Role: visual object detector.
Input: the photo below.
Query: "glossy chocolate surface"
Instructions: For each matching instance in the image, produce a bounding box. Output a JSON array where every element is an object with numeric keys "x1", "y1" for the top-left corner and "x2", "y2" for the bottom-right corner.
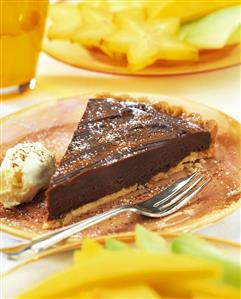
[{"x1": 45, "y1": 98, "x2": 211, "y2": 219}]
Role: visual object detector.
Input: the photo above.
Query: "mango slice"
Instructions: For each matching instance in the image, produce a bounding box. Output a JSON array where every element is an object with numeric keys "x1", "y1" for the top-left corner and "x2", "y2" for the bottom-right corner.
[
  {"x1": 190, "y1": 280, "x2": 241, "y2": 299},
  {"x1": 18, "y1": 227, "x2": 241, "y2": 299},
  {"x1": 18, "y1": 252, "x2": 220, "y2": 298},
  {"x1": 74, "y1": 238, "x2": 104, "y2": 264},
  {"x1": 146, "y1": 0, "x2": 240, "y2": 22},
  {"x1": 75, "y1": 284, "x2": 161, "y2": 299},
  {"x1": 180, "y1": 5, "x2": 241, "y2": 49}
]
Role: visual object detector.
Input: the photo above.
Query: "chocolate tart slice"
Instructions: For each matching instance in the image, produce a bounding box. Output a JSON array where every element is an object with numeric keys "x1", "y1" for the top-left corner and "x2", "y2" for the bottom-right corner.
[{"x1": 45, "y1": 95, "x2": 216, "y2": 223}]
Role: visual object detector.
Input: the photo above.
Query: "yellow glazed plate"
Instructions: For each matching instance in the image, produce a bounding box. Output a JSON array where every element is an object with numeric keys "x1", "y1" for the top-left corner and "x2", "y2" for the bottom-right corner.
[{"x1": 0, "y1": 93, "x2": 240, "y2": 240}]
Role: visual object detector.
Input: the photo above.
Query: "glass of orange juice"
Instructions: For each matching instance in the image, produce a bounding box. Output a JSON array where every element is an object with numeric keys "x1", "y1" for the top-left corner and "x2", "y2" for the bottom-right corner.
[{"x1": 0, "y1": 0, "x2": 49, "y2": 94}]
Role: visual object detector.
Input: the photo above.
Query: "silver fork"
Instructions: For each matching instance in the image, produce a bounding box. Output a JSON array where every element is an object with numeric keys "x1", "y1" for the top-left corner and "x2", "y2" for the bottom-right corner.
[{"x1": 3, "y1": 172, "x2": 210, "y2": 261}]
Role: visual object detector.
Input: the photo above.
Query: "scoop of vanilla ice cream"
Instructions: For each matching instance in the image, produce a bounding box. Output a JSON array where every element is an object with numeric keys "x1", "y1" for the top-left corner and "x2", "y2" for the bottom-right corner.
[{"x1": 0, "y1": 142, "x2": 55, "y2": 208}]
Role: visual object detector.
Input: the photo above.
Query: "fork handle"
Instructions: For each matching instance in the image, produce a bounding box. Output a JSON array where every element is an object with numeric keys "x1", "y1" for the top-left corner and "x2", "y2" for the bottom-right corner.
[{"x1": 7, "y1": 205, "x2": 132, "y2": 261}]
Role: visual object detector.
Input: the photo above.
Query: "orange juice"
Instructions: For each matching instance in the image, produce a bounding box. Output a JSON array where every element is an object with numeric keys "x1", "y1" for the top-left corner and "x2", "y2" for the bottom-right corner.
[{"x1": 0, "y1": 0, "x2": 48, "y2": 88}]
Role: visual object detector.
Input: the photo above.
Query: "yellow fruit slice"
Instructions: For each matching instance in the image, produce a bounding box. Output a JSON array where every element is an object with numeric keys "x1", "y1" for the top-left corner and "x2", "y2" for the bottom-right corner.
[
  {"x1": 146, "y1": 0, "x2": 240, "y2": 22},
  {"x1": 190, "y1": 280, "x2": 241, "y2": 299},
  {"x1": 78, "y1": 6, "x2": 112, "y2": 26},
  {"x1": 48, "y1": 4, "x2": 81, "y2": 40},
  {"x1": 127, "y1": 39, "x2": 197, "y2": 71},
  {"x1": 118, "y1": 19, "x2": 194, "y2": 70},
  {"x1": 75, "y1": 284, "x2": 161, "y2": 299},
  {"x1": 71, "y1": 7, "x2": 114, "y2": 48},
  {"x1": 146, "y1": 19, "x2": 180, "y2": 37},
  {"x1": 103, "y1": 18, "x2": 143, "y2": 54},
  {"x1": 74, "y1": 238, "x2": 104, "y2": 263},
  {"x1": 227, "y1": 26, "x2": 241, "y2": 45},
  {"x1": 82, "y1": 0, "x2": 145, "y2": 13},
  {"x1": 72, "y1": 26, "x2": 114, "y2": 48},
  {"x1": 157, "y1": 39, "x2": 199, "y2": 61},
  {"x1": 81, "y1": 0, "x2": 108, "y2": 10},
  {"x1": 104, "y1": 18, "x2": 179, "y2": 60},
  {"x1": 127, "y1": 39, "x2": 161, "y2": 71},
  {"x1": 108, "y1": 0, "x2": 145, "y2": 13},
  {"x1": 18, "y1": 252, "x2": 220, "y2": 298},
  {"x1": 114, "y1": 8, "x2": 146, "y2": 26}
]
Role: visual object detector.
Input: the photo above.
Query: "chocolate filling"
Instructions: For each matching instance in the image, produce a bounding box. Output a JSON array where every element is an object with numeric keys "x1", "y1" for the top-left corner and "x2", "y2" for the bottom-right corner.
[{"x1": 46, "y1": 98, "x2": 211, "y2": 219}]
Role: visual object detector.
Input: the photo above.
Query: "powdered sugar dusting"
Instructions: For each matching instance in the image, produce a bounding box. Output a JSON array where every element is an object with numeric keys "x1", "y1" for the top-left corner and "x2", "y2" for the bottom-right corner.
[{"x1": 51, "y1": 98, "x2": 207, "y2": 185}]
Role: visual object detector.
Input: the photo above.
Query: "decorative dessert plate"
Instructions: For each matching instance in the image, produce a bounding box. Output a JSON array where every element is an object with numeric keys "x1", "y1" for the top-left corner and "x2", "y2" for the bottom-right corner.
[
  {"x1": 0, "y1": 93, "x2": 240, "y2": 240},
  {"x1": 44, "y1": 39, "x2": 241, "y2": 76},
  {"x1": 2, "y1": 233, "x2": 241, "y2": 299}
]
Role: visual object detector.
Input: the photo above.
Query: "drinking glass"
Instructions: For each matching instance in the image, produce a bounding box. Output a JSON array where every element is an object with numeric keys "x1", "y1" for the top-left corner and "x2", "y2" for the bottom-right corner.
[{"x1": 0, "y1": 0, "x2": 49, "y2": 94}]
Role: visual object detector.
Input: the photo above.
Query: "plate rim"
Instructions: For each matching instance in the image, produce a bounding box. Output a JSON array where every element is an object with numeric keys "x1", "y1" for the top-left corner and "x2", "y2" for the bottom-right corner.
[{"x1": 2, "y1": 231, "x2": 241, "y2": 278}]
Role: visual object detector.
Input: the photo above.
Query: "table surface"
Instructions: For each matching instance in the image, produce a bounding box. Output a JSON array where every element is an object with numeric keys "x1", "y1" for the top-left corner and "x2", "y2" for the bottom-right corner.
[{"x1": 1, "y1": 53, "x2": 240, "y2": 275}]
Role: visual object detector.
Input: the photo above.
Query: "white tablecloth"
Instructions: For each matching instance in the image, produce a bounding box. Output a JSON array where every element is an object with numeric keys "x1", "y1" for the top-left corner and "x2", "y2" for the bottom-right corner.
[{"x1": 1, "y1": 53, "x2": 240, "y2": 274}]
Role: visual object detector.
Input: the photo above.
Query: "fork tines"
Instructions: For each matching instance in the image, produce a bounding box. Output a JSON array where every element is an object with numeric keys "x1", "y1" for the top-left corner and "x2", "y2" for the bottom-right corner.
[{"x1": 153, "y1": 172, "x2": 211, "y2": 215}]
